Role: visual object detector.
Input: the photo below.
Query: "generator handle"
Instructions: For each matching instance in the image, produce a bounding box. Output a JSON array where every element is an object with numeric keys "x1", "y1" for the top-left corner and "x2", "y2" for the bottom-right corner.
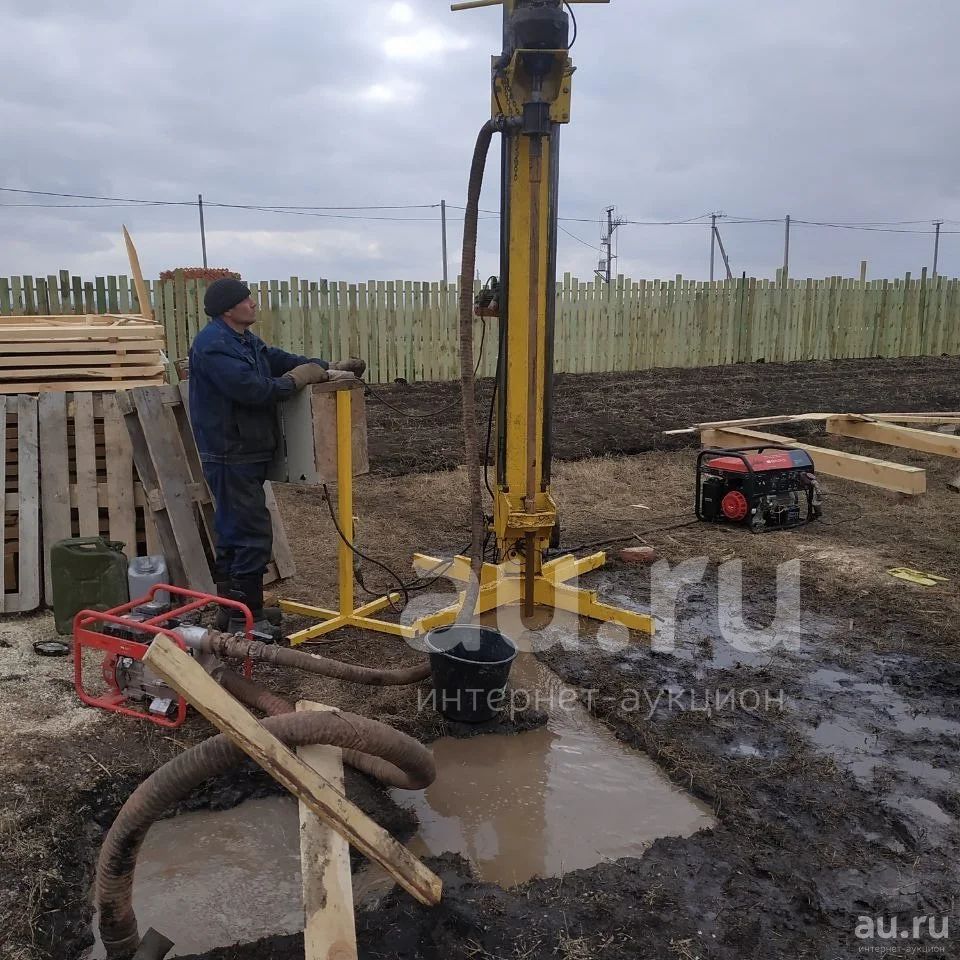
[{"x1": 696, "y1": 447, "x2": 773, "y2": 521}]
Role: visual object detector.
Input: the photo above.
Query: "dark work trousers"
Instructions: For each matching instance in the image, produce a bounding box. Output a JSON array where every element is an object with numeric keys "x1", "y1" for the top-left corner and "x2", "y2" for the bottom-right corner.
[{"x1": 202, "y1": 461, "x2": 273, "y2": 581}]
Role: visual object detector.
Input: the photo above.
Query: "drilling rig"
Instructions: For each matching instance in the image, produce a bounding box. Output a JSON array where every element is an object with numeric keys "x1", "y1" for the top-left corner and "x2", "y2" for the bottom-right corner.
[{"x1": 411, "y1": 0, "x2": 653, "y2": 634}]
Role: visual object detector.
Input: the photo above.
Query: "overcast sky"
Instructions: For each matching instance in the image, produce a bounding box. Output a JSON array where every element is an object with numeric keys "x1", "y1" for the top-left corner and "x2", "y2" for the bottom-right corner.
[{"x1": 1, "y1": 0, "x2": 957, "y2": 284}]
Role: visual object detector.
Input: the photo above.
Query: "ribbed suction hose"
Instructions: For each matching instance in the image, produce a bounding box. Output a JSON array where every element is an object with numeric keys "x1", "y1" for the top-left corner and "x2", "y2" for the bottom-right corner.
[
  {"x1": 218, "y1": 670, "x2": 425, "y2": 786},
  {"x1": 457, "y1": 120, "x2": 497, "y2": 624},
  {"x1": 96, "y1": 704, "x2": 435, "y2": 958},
  {"x1": 196, "y1": 629, "x2": 431, "y2": 685}
]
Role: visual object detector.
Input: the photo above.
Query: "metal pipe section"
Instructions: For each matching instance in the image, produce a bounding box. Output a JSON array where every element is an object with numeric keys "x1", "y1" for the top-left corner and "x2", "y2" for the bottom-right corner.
[
  {"x1": 456, "y1": 119, "x2": 499, "y2": 624},
  {"x1": 541, "y1": 123, "x2": 560, "y2": 486}
]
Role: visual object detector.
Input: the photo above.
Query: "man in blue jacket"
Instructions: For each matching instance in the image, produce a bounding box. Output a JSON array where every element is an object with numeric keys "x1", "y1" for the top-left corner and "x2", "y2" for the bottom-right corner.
[{"x1": 189, "y1": 277, "x2": 362, "y2": 636}]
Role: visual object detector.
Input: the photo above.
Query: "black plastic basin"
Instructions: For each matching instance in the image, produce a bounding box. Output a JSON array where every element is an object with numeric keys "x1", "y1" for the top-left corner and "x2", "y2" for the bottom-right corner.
[{"x1": 426, "y1": 624, "x2": 518, "y2": 723}]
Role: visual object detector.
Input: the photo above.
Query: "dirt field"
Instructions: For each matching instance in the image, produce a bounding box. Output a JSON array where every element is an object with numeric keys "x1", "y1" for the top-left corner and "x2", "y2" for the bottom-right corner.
[
  {"x1": 1, "y1": 356, "x2": 959, "y2": 960},
  {"x1": 365, "y1": 355, "x2": 960, "y2": 474}
]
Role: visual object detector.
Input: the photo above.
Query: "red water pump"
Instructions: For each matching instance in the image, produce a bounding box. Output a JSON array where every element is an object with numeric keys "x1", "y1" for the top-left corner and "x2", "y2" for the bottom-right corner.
[
  {"x1": 696, "y1": 446, "x2": 821, "y2": 533},
  {"x1": 73, "y1": 585, "x2": 253, "y2": 728}
]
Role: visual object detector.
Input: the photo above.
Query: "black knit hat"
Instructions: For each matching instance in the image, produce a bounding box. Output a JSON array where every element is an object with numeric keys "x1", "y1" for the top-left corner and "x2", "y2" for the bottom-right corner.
[{"x1": 204, "y1": 277, "x2": 251, "y2": 317}]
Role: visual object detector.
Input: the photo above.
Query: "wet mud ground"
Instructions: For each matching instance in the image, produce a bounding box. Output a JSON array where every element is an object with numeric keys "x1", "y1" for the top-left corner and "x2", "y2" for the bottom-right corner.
[{"x1": 1, "y1": 356, "x2": 959, "y2": 960}]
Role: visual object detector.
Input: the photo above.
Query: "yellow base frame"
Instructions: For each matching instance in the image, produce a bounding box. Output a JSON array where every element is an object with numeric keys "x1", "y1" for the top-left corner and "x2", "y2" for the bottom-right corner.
[
  {"x1": 278, "y1": 389, "x2": 653, "y2": 645},
  {"x1": 282, "y1": 548, "x2": 652, "y2": 646}
]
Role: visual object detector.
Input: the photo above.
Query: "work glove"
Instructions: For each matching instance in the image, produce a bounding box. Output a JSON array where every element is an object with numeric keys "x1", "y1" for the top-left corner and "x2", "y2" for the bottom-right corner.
[
  {"x1": 284, "y1": 363, "x2": 330, "y2": 390},
  {"x1": 327, "y1": 369, "x2": 356, "y2": 382},
  {"x1": 329, "y1": 357, "x2": 366, "y2": 377}
]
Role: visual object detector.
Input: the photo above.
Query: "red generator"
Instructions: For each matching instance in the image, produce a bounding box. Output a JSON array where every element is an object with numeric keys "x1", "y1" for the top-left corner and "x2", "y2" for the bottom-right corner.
[
  {"x1": 696, "y1": 446, "x2": 821, "y2": 533},
  {"x1": 73, "y1": 585, "x2": 254, "y2": 728}
]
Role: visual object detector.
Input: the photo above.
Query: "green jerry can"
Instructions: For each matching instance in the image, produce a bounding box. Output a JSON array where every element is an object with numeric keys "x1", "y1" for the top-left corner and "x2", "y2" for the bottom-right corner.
[{"x1": 51, "y1": 537, "x2": 129, "y2": 635}]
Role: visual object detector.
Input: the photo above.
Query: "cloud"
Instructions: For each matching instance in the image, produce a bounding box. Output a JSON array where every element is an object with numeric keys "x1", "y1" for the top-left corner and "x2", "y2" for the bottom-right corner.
[
  {"x1": 387, "y1": 2, "x2": 415, "y2": 25},
  {"x1": 1, "y1": 0, "x2": 958, "y2": 282},
  {"x1": 382, "y1": 28, "x2": 471, "y2": 62}
]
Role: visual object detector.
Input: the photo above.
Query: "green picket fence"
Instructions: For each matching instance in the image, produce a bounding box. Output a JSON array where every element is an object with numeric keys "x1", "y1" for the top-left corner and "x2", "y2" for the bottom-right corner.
[{"x1": 2, "y1": 269, "x2": 958, "y2": 384}]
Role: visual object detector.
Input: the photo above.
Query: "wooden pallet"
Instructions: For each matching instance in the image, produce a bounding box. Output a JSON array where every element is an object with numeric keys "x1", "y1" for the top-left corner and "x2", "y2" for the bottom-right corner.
[
  {"x1": 0, "y1": 314, "x2": 166, "y2": 394},
  {"x1": 117, "y1": 385, "x2": 295, "y2": 592},
  {"x1": 38, "y1": 392, "x2": 161, "y2": 602},
  {"x1": 3, "y1": 395, "x2": 40, "y2": 612}
]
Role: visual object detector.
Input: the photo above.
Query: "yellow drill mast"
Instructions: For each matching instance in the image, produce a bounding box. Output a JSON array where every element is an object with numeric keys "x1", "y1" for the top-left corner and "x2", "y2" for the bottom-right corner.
[
  {"x1": 413, "y1": 0, "x2": 652, "y2": 634},
  {"x1": 283, "y1": 0, "x2": 652, "y2": 644}
]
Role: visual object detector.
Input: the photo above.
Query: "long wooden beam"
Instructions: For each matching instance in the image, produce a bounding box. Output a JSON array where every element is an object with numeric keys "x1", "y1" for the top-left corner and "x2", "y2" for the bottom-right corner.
[
  {"x1": 700, "y1": 426, "x2": 927, "y2": 494},
  {"x1": 143, "y1": 635, "x2": 443, "y2": 907},
  {"x1": 826, "y1": 417, "x2": 960, "y2": 459},
  {"x1": 667, "y1": 411, "x2": 960, "y2": 436},
  {"x1": 665, "y1": 413, "x2": 836, "y2": 436}
]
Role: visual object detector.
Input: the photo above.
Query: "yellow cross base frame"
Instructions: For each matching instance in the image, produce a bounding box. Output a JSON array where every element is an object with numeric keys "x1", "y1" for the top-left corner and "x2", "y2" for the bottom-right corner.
[
  {"x1": 282, "y1": 547, "x2": 653, "y2": 646},
  {"x1": 278, "y1": 389, "x2": 653, "y2": 645}
]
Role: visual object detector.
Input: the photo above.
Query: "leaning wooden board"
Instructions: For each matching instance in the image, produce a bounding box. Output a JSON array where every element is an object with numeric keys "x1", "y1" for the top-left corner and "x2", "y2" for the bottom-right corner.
[
  {"x1": 2, "y1": 395, "x2": 40, "y2": 612},
  {"x1": 143, "y1": 634, "x2": 443, "y2": 908},
  {"x1": 118, "y1": 387, "x2": 216, "y2": 593},
  {"x1": 118, "y1": 384, "x2": 295, "y2": 592}
]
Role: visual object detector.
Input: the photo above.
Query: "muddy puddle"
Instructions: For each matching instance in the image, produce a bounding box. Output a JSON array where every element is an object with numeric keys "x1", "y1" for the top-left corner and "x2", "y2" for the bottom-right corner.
[
  {"x1": 382, "y1": 653, "x2": 715, "y2": 889},
  {"x1": 86, "y1": 796, "x2": 304, "y2": 958},
  {"x1": 86, "y1": 652, "x2": 714, "y2": 955}
]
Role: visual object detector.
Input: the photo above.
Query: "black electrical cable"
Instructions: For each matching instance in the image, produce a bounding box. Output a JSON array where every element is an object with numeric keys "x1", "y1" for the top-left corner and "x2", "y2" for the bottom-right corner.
[
  {"x1": 321, "y1": 484, "x2": 410, "y2": 609},
  {"x1": 483, "y1": 384, "x2": 497, "y2": 500},
  {"x1": 323, "y1": 480, "x2": 476, "y2": 613},
  {"x1": 807, "y1": 486, "x2": 864, "y2": 527},
  {"x1": 559, "y1": 518, "x2": 701, "y2": 555},
  {"x1": 564, "y1": 2, "x2": 578, "y2": 49},
  {"x1": 363, "y1": 317, "x2": 489, "y2": 420},
  {"x1": 363, "y1": 383, "x2": 462, "y2": 419}
]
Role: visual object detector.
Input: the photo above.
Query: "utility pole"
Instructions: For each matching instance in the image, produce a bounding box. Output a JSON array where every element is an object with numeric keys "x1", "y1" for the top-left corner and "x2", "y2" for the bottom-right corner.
[
  {"x1": 782, "y1": 213, "x2": 791, "y2": 285},
  {"x1": 441, "y1": 199, "x2": 449, "y2": 285},
  {"x1": 595, "y1": 205, "x2": 623, "y2": 285},
  {"x1": 713, "y1": 221, "x2": 733, "y2": 280},
  {"x1": 933, "y1": 220, "x2": 943, "y2": 278},
  {"x1": 710, "y1": 213, "x2": 717, "y2": 282},
  {"x1": 198, "y1": 193, "x2": 208, "y2": 268}
]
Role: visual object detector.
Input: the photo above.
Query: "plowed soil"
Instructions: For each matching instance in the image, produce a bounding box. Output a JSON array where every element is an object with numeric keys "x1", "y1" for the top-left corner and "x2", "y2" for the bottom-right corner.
[{"x1": 2, "y1": 356, "x2": 958, "y2": 960}]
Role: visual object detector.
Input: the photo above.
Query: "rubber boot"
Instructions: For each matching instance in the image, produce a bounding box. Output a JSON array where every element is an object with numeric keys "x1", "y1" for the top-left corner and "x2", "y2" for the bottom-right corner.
[
  {"x1": 227, "y1": 576, "x2": 281, "y2": 642},
  {"x1": 215, "y1": 580, "x2": 281, "y2": 630}
]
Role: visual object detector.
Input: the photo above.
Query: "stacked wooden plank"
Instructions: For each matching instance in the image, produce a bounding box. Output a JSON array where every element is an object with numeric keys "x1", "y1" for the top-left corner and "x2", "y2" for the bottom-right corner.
[{"x1": 0, "y1": 314, "x2": 166, "y2": 394}]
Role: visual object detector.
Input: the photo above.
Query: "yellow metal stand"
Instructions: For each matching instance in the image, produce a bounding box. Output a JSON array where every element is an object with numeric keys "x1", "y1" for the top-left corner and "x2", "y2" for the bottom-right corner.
[
  {"x1": 281, "y1": 389, "x2": 417, "y2": 646},
  {"x1": 280, "y1": 389, "x2": 652, "y2": 646}
]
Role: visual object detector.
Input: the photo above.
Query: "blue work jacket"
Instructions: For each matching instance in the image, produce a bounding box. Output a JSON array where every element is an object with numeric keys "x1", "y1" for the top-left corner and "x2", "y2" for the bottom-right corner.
[{"x1": 189, "y1": 316, "x2": 327, "y2": 464}]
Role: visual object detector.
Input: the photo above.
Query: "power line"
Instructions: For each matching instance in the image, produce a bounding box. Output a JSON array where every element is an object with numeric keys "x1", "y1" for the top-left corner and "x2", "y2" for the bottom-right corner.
[
  {"x1": 0, "y1": 187, "x2": 193, "y2": 206},
  {"x1": 0, "y1": 186, "x2": 441, "y2": 211},
  {"x1": 2, "y1": 186, "x2": 959, "y2": 233},
  {"x1": 559, "y1": 223, "x2": 600, "y2": 250}
]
